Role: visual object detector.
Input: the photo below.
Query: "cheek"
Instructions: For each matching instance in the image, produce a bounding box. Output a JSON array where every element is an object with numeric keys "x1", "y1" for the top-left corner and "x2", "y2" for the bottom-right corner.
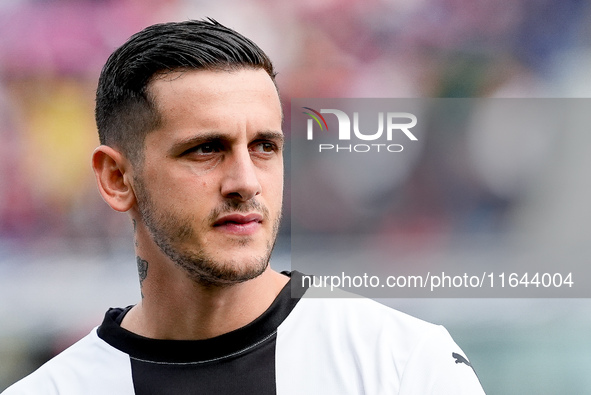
[
  {"x1": 149, "y1": 175, "x2": 211, "y2": 212},
  {"x1": 264, "y1": 171, "x2": 284, "y2": 206}
]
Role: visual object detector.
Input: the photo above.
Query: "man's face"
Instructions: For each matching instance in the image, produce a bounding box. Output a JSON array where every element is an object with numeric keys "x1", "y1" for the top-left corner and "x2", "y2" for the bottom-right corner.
[{"x1": 133, "y1": 68, "x2": 284, "y2": 286}]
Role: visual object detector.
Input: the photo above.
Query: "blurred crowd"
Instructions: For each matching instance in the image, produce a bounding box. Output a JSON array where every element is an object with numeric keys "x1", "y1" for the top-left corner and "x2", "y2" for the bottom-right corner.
[{"x1": 0, "y1": 0, "x2": 590, "y2": 249}]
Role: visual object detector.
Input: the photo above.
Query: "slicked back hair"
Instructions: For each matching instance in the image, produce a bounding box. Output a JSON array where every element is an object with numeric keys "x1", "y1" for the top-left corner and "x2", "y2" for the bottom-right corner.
[{"x1": 95, "y1": 18, "x2": 277, "y2": 165}]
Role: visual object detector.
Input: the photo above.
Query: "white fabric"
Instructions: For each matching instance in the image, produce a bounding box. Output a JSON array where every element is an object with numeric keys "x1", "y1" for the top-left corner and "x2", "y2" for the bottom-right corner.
[
  {"x1": 3, "y1": 283, "x2": 485, "y2": 394},
  {"x1": 3, "y1": 329, "x2": 134, "y2": 395},
  {"x1": 276, "y1": 296, "x2": 485, "y2": 394}
]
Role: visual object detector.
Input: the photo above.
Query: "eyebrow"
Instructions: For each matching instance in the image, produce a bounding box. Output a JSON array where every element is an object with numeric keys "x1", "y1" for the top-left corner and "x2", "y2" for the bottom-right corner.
[
  {"x1": 254, "y1": 130, "x2": 285, "y2": 144},
  {"x1": 169, "y1": 130, "x2": 284, "y2": 155}
]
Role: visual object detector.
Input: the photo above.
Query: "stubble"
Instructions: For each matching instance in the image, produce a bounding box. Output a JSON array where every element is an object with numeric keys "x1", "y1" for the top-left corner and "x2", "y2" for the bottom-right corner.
[{"x1": 133, "y1": 175, "x2": 281, "y2": 287}]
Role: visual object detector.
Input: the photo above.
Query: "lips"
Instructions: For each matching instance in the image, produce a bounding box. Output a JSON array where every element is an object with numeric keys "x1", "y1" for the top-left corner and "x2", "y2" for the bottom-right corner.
[{"x1": 213, "y1": 213, "x2": 263, "y2": 235}]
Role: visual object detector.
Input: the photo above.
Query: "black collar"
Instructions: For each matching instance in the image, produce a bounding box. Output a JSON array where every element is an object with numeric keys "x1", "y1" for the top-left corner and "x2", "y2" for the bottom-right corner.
[{"x1": 97, "y1": 271, "x2": 306, "y2": 363}]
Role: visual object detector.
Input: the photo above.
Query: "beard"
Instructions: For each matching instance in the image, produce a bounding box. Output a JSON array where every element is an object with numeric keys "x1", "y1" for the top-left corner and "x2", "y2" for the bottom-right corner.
[{"x1": 134, "y1": 175, "x2": 281, "y2": 287}]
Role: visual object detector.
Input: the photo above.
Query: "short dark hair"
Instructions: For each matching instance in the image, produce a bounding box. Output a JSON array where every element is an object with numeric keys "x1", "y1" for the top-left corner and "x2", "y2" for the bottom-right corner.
[{"x1": 95, "y1": 18, "x2": 277, "y2": 164}]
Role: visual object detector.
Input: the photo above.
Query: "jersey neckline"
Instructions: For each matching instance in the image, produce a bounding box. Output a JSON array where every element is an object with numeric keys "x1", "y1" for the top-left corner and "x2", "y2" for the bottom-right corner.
[{"x1": 97, "y1": 271, "x2": 306, "y2": 364}]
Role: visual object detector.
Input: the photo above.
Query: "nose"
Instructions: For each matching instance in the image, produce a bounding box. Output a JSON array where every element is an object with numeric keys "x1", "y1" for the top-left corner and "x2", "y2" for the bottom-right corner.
[{"x1": 220, "y1": 149, "x2": 262, "y2": 201}]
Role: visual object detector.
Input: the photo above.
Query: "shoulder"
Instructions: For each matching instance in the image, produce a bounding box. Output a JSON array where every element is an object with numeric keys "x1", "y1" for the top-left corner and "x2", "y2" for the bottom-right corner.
[
  {"x1": 284, "y1": 272, "x2": 443, "y2": 344},
  {"x1": 276, "y1": 292, "x2": 485, "y2": 394},
  {"x1": 281, "y1": 294, "x2": 448, "y2": 356},
  {"x1": 2, "y1": 328, "x2": 134, "y2": 395},
  {"x1": 282, "y1": 288, "x2": 440, "y2": 346}
]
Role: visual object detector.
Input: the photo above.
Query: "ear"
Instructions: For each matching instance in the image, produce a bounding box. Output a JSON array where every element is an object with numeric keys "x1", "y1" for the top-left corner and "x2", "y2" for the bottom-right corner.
[{"x1": 92, "y1": 145, "x2": 136, "y2": 212}]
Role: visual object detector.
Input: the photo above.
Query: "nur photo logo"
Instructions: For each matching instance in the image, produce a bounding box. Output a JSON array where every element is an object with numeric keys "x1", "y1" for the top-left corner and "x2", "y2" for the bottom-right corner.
[{"x1": 302, "y1": 107, "x2": 418, "y2": 153}]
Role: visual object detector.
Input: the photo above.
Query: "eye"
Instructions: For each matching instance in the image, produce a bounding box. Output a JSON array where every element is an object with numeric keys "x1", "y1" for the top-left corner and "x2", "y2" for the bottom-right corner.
[
  {"x1": 195, "y1": 143, "x2": 221, "y2": 154},
  {"x1": 252, "y1": 141, "x2": 277, "y2": 153},
  {"x1": 183, "y1": 142, "x2": 222, "y2": 156}
]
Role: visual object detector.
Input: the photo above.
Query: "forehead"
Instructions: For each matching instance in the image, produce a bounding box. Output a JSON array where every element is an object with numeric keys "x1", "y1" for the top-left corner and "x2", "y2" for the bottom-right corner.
[{"x1": 147, "y1": 68, "x2": 282, "y2": 135}]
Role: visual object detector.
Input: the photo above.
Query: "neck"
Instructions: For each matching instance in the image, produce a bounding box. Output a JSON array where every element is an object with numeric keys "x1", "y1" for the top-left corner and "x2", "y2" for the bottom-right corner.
[{"x1": 121, "y1": 232, "x2": 289, "y2": 340}]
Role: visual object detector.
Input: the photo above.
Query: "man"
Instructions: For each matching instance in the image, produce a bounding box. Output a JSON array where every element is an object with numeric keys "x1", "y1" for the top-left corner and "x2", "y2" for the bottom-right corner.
[{"x1": 3, "y1": 19, "x2": 485, "y2": 394}]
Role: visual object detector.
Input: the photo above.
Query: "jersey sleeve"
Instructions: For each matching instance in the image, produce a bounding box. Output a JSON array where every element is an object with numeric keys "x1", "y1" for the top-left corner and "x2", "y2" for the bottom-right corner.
[
  {"x1": 1, "y1": 329, "x2": 135, "y2": 395},
  {"x1": 1, "y1": 368, "x2": 60, "y2": 395},
  {"x1": 398, "y1": 325, "x2": 486, "y2": 394}
]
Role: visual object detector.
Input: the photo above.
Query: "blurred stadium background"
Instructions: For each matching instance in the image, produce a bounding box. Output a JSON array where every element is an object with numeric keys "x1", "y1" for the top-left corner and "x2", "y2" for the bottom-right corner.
[{"x1": 1, "y1": 0, "x2": 591, "y2": 393}]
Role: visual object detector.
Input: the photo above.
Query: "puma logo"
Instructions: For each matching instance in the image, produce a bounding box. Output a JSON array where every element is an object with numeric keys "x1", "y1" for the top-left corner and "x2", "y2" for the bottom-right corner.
[
  {"x1": 452, "y1": 352, "x2": 472, "y2": 368},
  {"x1": 452, "y1": 352, "x2": 482, "y2": 385}
]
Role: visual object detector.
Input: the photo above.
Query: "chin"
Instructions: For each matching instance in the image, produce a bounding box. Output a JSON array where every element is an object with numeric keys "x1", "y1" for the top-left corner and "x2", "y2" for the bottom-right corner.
[
  {"x1": 194, "y1": 257, "x2": 269, "y2": 287},
  {"x1": 168, "y1": 244, "x2": 272, "y2": 287}
]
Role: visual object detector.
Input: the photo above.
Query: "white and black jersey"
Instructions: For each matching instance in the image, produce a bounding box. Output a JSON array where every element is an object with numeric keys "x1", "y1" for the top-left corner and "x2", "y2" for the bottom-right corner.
[{"x1": 3, "y1": 272, "x2": 485, "y2": 394}]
